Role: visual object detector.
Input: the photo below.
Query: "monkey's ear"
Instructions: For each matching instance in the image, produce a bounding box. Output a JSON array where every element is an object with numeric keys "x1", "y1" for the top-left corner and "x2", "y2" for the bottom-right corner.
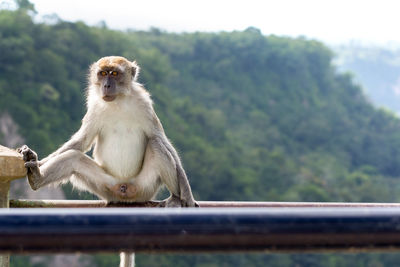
[{"x1": 131, "y1": 61, "x2": 140, "y2": 81}]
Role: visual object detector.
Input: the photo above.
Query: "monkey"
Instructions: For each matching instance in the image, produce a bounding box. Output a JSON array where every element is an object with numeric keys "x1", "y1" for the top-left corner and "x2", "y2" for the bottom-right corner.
[{"x1": 18, "y1": 56, "x2": 198, "y2": 208}]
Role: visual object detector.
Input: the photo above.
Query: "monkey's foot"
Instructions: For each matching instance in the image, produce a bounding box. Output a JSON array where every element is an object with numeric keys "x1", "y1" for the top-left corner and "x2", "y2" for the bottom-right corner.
[
  {"x1": 17, "y1": 145, "x2": 42, "y2": 190},
  {"x1": 160, "y1": 195, "x2": 200, "y2": 208},
  {"x1": 107, "y1": 183, "x2": 137, "y2": 199},
  {"x1": 181, "y1": 196, "x2": 200, "y2": 207}
]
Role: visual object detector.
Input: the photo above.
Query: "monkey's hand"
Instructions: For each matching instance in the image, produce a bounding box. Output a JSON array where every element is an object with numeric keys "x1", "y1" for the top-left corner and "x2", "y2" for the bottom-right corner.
[
  {"x1": 17, "y1": 145, "x2": 42, "y2": 190},
  {"x1": 106, "y1": 183, "x2": 138, "y2": 200}
]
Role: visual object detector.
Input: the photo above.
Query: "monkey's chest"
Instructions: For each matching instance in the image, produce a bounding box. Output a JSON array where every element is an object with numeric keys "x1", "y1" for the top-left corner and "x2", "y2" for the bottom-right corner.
[{"x1": 94, "y1": 124, "x2": 147, "y2": 179}]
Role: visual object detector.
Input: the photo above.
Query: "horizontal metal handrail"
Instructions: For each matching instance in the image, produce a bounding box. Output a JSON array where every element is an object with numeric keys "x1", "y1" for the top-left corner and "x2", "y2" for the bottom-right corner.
[
  {"x1": 2, "y1": 207, "x2": 400, "y2": 253},
  {"x1": 9, "y1": 199, "x2": 400, "y2": 208}
]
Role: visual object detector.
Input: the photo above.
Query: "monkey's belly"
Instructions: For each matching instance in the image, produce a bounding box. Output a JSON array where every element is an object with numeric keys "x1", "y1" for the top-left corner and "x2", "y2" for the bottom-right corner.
[{"x1": 93, "y1": 130, "x2": 146, "y2": 180}]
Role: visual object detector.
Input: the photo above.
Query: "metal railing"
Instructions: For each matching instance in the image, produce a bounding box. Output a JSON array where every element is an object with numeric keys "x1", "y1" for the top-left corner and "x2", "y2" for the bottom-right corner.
[
  {"x1": 3, "y1": 146, "x2": 400, "y2": 265},
  {"x1": 10, "y1": 199, "x2": 400, "y2": 208},
  {"x1": 3, "y1": 201, "x2": 400, "y2": 253}
]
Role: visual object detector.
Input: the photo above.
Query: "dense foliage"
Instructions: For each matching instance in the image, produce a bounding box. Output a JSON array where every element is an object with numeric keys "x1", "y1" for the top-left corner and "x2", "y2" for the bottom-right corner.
[{"x1": 3, "y1": 3, "x2": 400, "y2": 266}]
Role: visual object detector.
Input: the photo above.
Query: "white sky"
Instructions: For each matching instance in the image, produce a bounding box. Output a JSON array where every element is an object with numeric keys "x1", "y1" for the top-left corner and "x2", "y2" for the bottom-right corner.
[{"x1": 17, "y1": 0, "x2": 400, "y2": 45}]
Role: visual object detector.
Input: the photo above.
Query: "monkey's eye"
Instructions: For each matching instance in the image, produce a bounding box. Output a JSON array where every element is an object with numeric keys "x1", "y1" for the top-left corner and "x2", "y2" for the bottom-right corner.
[
  {"x1": 99, "y1": 71, "x2": 107, "y2": 77},
  {"x1": 111, "y1": 71, "x2": 118, "y2": 76}
]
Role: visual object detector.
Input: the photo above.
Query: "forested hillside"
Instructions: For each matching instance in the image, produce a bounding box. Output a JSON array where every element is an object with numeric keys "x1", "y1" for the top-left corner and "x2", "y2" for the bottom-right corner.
[{"x1": 3, "y1": 3, "x2": 400, "y2": 267}]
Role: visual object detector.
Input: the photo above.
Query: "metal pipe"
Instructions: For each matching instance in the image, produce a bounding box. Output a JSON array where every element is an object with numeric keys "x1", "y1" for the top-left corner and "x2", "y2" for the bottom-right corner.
[
  {"x1": 10, "y1": 199, "x2": 400, "y2": 208},
  {"x1": 2, "y1": 207, "x2": 400, "y2": 253}
]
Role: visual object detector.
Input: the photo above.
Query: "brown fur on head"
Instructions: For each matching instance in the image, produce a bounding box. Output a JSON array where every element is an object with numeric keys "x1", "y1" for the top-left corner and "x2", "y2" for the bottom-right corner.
[
  {"x1": 89, "y1": 56, "x2": 140, "y2": 102},
  {"x1": 96, "y1": 56, "x2": 139, "y2": 78}
]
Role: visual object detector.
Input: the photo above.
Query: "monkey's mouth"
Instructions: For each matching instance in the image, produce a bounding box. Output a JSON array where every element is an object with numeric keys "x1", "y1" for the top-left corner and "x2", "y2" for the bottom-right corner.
[{"x1": 103, "y1": 95, "x2": 116, "y2": 102}]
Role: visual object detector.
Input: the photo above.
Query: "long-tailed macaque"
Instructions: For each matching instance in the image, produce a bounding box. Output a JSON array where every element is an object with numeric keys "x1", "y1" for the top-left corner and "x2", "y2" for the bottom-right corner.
[{"x1": 19, "y1": 56, "x2": 198, "y2": 207}]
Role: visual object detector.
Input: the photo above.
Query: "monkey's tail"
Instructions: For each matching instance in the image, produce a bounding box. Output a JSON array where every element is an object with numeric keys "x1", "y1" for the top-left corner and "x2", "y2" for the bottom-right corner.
[{"x1": 120, "y1": 252, "x2": 135, "y2": 267}]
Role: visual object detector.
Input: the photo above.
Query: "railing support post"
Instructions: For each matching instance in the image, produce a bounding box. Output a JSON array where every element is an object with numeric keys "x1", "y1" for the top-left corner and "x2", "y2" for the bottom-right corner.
[
  {"x1": 0, "y1": 182, "x2": 10, "y2": 208},
  {"x1": 0, "y1": 145, "x2": 27, "y2": 267},
  {"x1": 0, "y1": 181, "x2": 9, "y2": 267}
]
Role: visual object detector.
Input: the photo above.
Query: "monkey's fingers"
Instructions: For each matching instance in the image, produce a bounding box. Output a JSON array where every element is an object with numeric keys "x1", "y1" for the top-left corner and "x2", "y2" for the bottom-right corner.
[
  {"x1": 18, "y1": 145, "x2": 38, "y2": 162},
  {"x1": 25, "y1": 161, "x2": 38, "y2": 168},
  {"x1": 17, "y1": 145, "x2": 28, "y2": 159},
  {"x1": 181, "y1": 199, "x2": 200, "y2": 207}
]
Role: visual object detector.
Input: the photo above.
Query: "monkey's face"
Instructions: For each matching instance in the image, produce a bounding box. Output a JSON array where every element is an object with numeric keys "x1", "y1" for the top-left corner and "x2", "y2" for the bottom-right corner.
[
  {"x1": 90, "y1": 56, "x2": 140, "y2": 102},
  {"x1": 97, "y1": 69, "x2": 122, "y2": 102}
]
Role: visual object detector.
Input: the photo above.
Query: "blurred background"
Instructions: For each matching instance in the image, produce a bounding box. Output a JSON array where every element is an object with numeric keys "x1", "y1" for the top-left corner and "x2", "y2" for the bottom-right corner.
[{"x1": 2, "y1": 0, "x2": 400, "y2": 266}]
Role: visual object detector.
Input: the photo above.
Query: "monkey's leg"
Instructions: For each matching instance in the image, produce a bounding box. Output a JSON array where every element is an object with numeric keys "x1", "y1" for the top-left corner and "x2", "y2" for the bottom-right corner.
[
  {"x1": 127, "y1": 141, "x2": 163, "y2": 202},
  {"x1": 19, "y1": 146, "x2": 118, "y2": 199},
  {"x1": 133, "y1": 137, "x2": 197, "y2": 207}
]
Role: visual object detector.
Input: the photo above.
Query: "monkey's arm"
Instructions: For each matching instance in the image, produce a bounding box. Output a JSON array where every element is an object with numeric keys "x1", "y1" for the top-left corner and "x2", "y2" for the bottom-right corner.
[{"x1": 39, "y1": 114, "x2": 97, "y2": 166}]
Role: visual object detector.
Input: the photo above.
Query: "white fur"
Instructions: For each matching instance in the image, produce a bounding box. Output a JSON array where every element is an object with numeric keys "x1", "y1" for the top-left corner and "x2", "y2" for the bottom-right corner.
[
  {"x1": 24, "y1": 56, "x2": 197, "y2": 267},
  {"x1": 31, "y1": 57, "x2": 194, "y2": 206},
  {"x1": 89, "y1": 87, "x2": 150, "y2": 180}
]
